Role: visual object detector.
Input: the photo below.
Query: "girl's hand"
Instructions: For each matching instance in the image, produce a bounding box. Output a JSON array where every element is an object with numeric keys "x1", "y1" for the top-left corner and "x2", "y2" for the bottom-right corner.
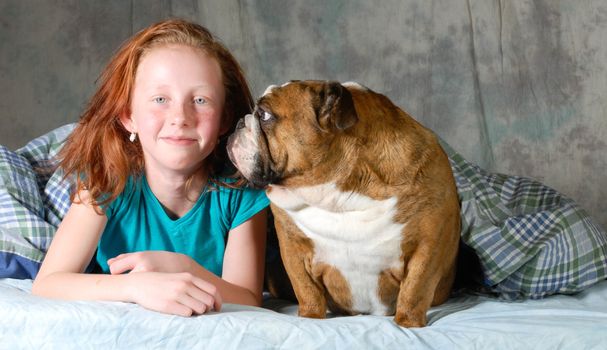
[
  {"x1": 127, "y1": 272, "x2": 222, "y2": 316},
  {"x1": 108, "y1": 251, "x2": 192, "y2": 274}
]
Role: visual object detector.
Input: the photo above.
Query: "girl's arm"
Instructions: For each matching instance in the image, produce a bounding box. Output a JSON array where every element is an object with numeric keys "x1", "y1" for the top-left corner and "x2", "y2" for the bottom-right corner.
[
  {"x1": 213, "y1": 208, "x2": 268, "y2": 306},
  {"x1": 107, "y1": 208, "x2": 269, "y2": 306},
  {"x1": 32, "y1": 190, "x2": 221, "y2": 316},
  {"x1": 32, "y1": 190, "x2": 112, "y2": 299}
]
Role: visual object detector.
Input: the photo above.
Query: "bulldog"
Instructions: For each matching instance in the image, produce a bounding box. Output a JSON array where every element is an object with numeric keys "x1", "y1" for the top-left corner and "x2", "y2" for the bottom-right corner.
[{"x1": 227, "y1": 80, "x2": 460, "y2": 327}]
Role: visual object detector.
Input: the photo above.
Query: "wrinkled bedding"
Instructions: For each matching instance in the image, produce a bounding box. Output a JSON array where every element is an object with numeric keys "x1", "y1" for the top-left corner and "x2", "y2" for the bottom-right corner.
[{"x1": 1, "y1": 278, "x2": 606, "y2": 349}]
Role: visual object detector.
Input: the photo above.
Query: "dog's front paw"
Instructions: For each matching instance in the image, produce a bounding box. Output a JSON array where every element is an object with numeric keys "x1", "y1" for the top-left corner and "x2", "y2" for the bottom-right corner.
[
  {"x1": 298, "y1": 303, "x2": 327, "y2": 319},
  {"x1": 394, "y1": 310, "x2": 427, "y2": 328}
]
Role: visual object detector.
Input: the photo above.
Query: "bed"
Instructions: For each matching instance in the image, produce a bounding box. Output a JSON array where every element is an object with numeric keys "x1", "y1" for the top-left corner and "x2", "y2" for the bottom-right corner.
[
  {"x1": 1, "y1": 277, "x2": 606, "y2": 349},
  {"x1": 1, "y1": 125, "x2": 607, "y2": 349}
]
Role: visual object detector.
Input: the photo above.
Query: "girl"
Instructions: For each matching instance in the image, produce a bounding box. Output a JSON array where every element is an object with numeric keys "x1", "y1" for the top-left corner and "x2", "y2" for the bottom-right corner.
[{"x1": 32, "y1": 19, "x2": 269, "y2": 317}]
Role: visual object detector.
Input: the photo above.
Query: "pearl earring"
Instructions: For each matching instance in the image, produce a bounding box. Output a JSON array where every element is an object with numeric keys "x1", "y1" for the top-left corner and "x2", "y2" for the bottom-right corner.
[{"x1": 129, "y1": 133, "x2": 137, "y2": 142}]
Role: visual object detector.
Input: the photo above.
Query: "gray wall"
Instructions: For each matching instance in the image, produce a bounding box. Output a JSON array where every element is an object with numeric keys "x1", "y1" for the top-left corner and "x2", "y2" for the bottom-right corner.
[{"x1": 1, "y1": 0, "x2": 606, "y2": 228}]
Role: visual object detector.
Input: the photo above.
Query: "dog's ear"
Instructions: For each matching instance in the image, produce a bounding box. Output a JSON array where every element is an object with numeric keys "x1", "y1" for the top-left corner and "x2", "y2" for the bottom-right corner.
[{"x1": 316, "y1": 82, "x2": 358, "y2": 132}]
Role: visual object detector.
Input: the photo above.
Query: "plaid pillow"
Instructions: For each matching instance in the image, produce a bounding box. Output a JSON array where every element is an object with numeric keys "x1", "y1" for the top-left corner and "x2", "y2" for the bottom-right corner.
[
  {"x1": 0, "y1": 124, "x2": 73, "y2": 279},
  {"x1": 441, "y1": 139, "x2": 607, "y2": 299}
]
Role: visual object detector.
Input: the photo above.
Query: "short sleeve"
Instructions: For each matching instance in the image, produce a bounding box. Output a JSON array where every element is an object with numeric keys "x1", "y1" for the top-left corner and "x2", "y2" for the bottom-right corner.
[
  {"x1": 101, "y1": 177, "x2": 136, "y2": 219},
  {"x1": 225, "y1": 185, "x2": 270, "y2": 230}
]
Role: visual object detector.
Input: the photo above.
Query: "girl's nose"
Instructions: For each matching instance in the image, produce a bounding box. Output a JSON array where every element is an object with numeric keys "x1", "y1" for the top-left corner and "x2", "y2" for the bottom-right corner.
[{"x1": 171, "y1": 103, "x2": 193, "y2": 126}]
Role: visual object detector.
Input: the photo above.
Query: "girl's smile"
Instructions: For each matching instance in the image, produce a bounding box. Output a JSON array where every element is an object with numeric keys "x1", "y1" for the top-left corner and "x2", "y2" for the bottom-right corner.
[
  {"x1": 123, "y1": 44, "x2": 225, "y2": 178},
  {"x1": 160, "y1": 135, "x2": 199, "y2": 146}
]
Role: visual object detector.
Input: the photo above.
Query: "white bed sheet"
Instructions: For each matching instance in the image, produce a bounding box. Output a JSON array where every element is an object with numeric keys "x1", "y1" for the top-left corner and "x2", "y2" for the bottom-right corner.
[{"x1": 1, "y1": 278, "x2": 606, "y2": 349}]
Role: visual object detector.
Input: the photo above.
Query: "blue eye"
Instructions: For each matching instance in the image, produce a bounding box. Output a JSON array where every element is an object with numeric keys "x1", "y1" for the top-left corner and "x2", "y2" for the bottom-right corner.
[
  {"x1": 154, "y1": 97, "x2": 167, "y2": 104},
  {"x1": 194, "y1": 97, "x2": 207, "y2": 105}
]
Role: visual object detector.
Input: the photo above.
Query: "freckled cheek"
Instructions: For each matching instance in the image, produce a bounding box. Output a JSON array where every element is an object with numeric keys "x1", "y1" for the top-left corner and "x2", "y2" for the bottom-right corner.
[
  {"x1": 133, "y1": 111, "x2": 166, "y2": 138},
  {"x1": 131, "y1": 101, "x2": 164, "y2": 122},
  {"x1": 148, "y1": 110, "x2": 167, "y2": 123},
  {"x1": 197, "y1": 109, "x2": 223, "y2": 131}
]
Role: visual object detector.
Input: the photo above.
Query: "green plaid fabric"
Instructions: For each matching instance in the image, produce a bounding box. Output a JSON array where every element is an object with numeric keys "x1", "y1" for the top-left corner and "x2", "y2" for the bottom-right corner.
[
  {"x1": 0, "y1": 124, "x2": 73, "y2": 278},
  {"x1": 441, "y1": 140, "x2": 607, "y2": 299}
]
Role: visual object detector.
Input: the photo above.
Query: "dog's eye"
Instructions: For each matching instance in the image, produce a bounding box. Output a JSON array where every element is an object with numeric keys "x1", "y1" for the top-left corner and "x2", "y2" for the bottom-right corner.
[{"x1": 260, "y1": 111, "x2": 274, "y2": 122}]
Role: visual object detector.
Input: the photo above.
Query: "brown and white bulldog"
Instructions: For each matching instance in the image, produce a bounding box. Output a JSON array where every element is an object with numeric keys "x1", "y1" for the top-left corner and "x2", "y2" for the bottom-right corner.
[{"x1": 227, "y1": 80, "x2": 460, "y2": 327}]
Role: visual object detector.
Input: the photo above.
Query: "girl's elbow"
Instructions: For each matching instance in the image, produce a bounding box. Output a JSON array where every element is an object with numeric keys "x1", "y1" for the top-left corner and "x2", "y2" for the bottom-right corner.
[
  {"x1": 31, "y1": 277, "x2": 45, "y2": 296},
  {"x1": 234, "y1": 287, "x2": 262, "y2": 307},
  {"x1": 249, "y1": 289, "x2": 263, "y2": 307},
  {"x1": 31, "y1": 272, "x2": 57, "y2": 297}
]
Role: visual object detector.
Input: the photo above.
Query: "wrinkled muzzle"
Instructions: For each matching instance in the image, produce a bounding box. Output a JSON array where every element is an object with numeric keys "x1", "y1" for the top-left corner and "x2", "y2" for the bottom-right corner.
[{"x1": 227, "y1": 114, "x2": 277, "y2": 188}]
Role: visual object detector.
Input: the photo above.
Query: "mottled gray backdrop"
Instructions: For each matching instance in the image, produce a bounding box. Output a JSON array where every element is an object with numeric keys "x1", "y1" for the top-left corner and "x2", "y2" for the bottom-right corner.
[{"x1": 1, "y1": 0, "x2": 606, "y2": 227}]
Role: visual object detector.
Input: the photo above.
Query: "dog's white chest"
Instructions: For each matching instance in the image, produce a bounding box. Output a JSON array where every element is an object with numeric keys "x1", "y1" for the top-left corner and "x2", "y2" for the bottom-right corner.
[{"x1": 267, "y1": 183, "x2": 405, "y2": 315}]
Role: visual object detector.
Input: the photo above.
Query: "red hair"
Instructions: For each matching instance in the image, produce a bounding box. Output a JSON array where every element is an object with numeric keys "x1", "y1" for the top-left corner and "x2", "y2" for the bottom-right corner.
[{"x1": 59, "y1": 18, "x2": 253, "y2": 206}]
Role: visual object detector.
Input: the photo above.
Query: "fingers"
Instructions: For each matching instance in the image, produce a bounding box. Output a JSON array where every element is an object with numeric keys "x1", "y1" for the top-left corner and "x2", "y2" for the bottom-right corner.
[
  {"x1": 134, "y1": 272, "x2": 223, "y2": 316},
  {"x1": 106, "y1": 253, "x2": 127, "y2": 265},
  {"x1": 186, "y1": 283, "x2": 221, "y2": 313},
  {"x1": 190, "y1": 275, "x2": 223, "y2": 312},
  {"x1": 108, "y1": 253, "x2": 136, "y2": 275},
  {"x1": 176, "y1": 291, "x2": 213, "y2": 315},
  {"x1": 173, "y1": 273, "x2": 221, "y2": 314},
  {"x1": 108, "y1": 251, "x2": 189, "y2": 274},
  {"x1": 165, "y1": 300, "x2": 197, "y2": 317}
]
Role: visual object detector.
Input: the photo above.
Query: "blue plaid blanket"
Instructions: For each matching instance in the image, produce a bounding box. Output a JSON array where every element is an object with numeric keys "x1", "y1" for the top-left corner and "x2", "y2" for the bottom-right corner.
[
  {"x1": 1, "y1": 125, "x2": 606, "y2": 299},
  {"x1": 0, "y1": 124, "x2": 73, "y2": 278},
  {"x1": 441, "y1": 141, "x2": 607, "y2": 299}
]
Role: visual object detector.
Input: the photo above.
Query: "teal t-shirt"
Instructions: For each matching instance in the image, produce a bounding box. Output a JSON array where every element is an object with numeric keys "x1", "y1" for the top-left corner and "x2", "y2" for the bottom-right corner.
[{"x1": 97, "y1": 176, "x2": 269, "y2": 276}]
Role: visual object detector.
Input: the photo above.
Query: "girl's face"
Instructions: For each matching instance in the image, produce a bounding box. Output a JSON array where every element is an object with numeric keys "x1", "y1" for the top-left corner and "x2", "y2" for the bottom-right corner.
[{"x1": 124, "y1": 44, "x2": 226, "y2": 178}]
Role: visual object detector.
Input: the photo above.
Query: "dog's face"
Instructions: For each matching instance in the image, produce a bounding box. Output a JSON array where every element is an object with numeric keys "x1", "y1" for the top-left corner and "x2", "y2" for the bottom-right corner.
[{"x1": 227, "y1": 81, "x2": 358, "y2": 188}]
